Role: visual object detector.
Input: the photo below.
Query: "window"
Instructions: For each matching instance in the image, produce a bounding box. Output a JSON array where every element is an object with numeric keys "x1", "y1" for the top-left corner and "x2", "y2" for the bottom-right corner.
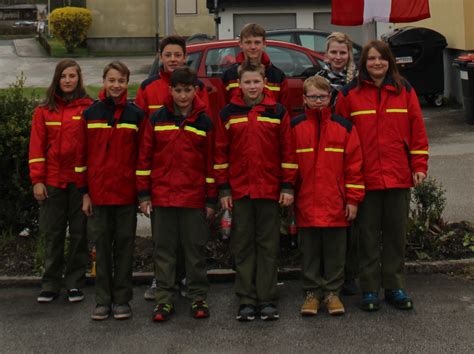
[
  {"x1": 266, "y1": 33, "x2": 293, "y2": 43},
  {"x1": 265, "y1": 46, "x2": 318, "y2": 78},
  {"x1": 205, "y1": 47, "x2": 240, "y2": 77},
  {"x1": 186, "y1": 51, "x2": 201, "y2": 71},
  {"x1": 176, "y1": 0, "x2": 197, "y2": 15},
  {"x1": 299, "y1": 34, "x2": 327, "y2": 53}
]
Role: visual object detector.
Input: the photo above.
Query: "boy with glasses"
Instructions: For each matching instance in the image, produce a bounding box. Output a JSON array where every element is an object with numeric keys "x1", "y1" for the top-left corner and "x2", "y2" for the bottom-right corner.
[{"x1": 291, "y1": 76, "x2": 364, "y2": 316}]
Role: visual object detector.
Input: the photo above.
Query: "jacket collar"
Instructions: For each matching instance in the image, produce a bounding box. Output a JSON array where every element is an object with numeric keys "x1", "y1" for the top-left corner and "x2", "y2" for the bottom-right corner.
[
  {"x1": 164, "y1": 94, "x2": 206, "y2": 123},
  {"x1": 230, "y1": 87, "x2": 276, "y2": 108},
  {"x1": 305, "y1": 106, "x2": 332, "y2": 122},
  {"x1": 360, "y1": 71, "x2": 398, "y2": 92},
  {"x1": 236, "y1": 51, "x2": 271, "y2": 68}
]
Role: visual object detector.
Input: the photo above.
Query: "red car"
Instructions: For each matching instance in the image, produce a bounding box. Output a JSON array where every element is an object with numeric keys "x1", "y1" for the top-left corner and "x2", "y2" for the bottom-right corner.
[{"x1": 151, "y1": 40, "x2": 325, "y2": 118}]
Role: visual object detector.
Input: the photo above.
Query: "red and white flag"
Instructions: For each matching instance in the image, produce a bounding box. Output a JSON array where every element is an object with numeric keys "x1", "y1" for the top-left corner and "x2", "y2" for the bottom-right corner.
[{"x1": 331, "y1": 0, "x2": 430, "y2": 25}]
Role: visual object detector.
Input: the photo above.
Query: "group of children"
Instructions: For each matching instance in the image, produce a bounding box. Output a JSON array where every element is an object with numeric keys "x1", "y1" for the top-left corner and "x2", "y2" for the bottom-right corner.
[{"x1": 29, "y1": 23, "x2": 429, "y2": 322}]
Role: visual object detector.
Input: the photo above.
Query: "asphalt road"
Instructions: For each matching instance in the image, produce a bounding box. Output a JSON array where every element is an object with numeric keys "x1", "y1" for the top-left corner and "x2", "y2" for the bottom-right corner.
[{"x1": 0, "y1": 275, "x2": 473, "y2": 353}]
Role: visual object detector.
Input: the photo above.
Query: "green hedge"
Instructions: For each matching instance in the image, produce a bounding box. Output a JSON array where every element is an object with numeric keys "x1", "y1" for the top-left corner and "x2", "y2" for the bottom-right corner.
[{"x1": 0, "y1": 75, "x2": 39, "y2": 235}]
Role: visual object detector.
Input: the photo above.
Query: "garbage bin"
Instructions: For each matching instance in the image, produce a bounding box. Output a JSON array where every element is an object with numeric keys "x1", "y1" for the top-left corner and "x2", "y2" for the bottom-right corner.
[
  {"x1": 453, "y1": 54, "x2": 474, "y2": 125},
  {"x1": 382, "y1": 27, "x2": 447, "y2": 106}
]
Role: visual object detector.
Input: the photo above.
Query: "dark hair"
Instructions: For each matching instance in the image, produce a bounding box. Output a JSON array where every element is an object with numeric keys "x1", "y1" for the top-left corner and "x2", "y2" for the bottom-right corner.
[
  {"x1": 358, "y1": 40, "x2": 403, "y2": 93},
  {"x1": 160, "y1": 35, "x2": 186, "y2": 55},
  {"x1": 102, "y1": 61, "x2": 130, "y2": 82},
  {"x1": 170, "y1": 67, "x2": 197, "y2": 87},
  {"x1": 237, "y1": 60, "x2": 265, "y2": 79},
  {"x1": 43, "y1": 59, "x2": 87, "y2": 111},
  {"x1": 240, "y1": 23, "x2": 266, "y2": 41}
]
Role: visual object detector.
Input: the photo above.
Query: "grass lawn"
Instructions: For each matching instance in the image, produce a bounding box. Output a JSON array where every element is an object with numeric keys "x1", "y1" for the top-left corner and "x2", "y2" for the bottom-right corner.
[
  {"x1": 47, "y1": 37, "x2": 88, "y2": 58},
  {"x1": 0, "y1": 84, "x2": 139, "y2": 100}
]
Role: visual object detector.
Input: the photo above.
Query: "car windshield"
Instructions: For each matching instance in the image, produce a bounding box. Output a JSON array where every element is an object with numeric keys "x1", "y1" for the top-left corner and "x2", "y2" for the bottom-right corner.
[{"x1": 265, "y1": 46, "x2": 318, "y2": 78}]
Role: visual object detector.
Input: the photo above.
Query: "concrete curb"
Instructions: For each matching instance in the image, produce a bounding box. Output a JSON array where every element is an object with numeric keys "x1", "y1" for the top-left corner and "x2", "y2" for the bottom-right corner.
[{"x1": 1, "y1": 258, "x2": 472, "y2": 288}]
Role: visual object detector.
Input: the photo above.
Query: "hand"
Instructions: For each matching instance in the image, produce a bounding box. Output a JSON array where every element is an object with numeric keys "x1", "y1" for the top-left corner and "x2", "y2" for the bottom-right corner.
[
  {"x1": 33, "y1": 183, "x2": 48, "y2": 201},
  {"x1": 206, "y1": 207, "x2": 215, "y2": 220},
  {"x1": 413, "y1": 172, "x2": 426, "y2": 186},
  {"x1": 140, "y1": 200, "x2": 152, "y2": 217},
  {"x1": 279, "y1": 192, "x2": 294, "y2": 207},
  {"x1": 345, "y1": 204, "x2": 358, "y2": 221},
  {"x1": 221, "y1": 196, "x2": 233, "y2": 211},
  {"x1": 82, "y1": 193, "x2": 93, "y2": 216}
]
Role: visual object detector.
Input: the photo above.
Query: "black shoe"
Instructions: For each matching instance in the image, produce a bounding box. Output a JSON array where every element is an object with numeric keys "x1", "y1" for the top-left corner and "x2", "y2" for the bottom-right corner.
[
  {"x1": 236, "y1": 304, "x2": 256, "y2": 322},
  {"x1": 37, "y1": 291, "x2": 59, "y2": 303},
  {"x1": 342, "y1": 279, "x2": 358, "y2": 296},
  {"x1": 67, "y1": 289, "x2": 85, "y2": 303},
  {"x1": 259, "y1": 303, "x2": 279, "y2": 321}
]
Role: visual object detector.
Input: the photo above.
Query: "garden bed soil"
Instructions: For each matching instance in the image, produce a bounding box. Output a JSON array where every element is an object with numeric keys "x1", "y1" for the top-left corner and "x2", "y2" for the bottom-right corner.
[{"x1": 1, "y1": 222, "x2": 473, "y2": 277}]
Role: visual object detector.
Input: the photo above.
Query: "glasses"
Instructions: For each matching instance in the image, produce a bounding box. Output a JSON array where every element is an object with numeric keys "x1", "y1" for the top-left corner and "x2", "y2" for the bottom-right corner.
[{"x1": 304, "y1": 94, "x2": 330, "y2": 101}]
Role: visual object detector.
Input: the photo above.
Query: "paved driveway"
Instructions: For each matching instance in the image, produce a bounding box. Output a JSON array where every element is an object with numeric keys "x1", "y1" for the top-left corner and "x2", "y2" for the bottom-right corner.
[{"x1": 0, "y1": 275, "x2": 473, "y2": 353}]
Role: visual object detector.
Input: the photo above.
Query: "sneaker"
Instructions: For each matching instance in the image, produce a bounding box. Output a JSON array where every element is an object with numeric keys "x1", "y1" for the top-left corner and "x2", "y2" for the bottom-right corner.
[
  {"x1": 236, "y1": 304, "x2": 257, "y2": 322},
  {"x1": 153, "y1": 303, "x2": 174, "y2": 322},
  {"x1": 91, "y1": 304, "x2": 111, "y2": 321},
  {"x1": 113, "y1": 303, "x2": 132, "y2": 320},
  {"x1": 144, "y1": 278, "x2": 157, "y2": 301},
  {"x1": 324, "y1": 292, "x2": 345, "y2": 316},
  {"x1": 384, "y1": 289, "x2": 414, "y2": 310},
  {"x1": 37, "y1": 291, "x2": 59, "y2": 303},
  {"x1": 67, "y1": 289, "x2": 84, "y2": 303},
  {"x1": 191, "y1": 300, "x2": 210, "y2": 319},
  {"x1": 300, "y1": 291, "x2": 320, "y2": 316},
  {"x1": 360, "y1": 292, "x2": 380, "y2": 312},
  {"x1": 259, "y1": 303, "x2": 279, "y2": 321},
  {"x1": 342, "y1": 279, "x2": 358, "y2": 296}
]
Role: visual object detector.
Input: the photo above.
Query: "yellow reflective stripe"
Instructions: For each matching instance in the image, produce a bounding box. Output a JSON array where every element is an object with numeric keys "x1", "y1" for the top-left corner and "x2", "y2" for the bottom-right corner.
[
  {"x1": 149, "y1": 105, "x2": 163, "y2": 109},
  {"x1": 184, "y1": 126, "x2": 206, "y2": 137},
  {"x1": 225, "y1": 117, "x2": 248, "y2": 129},
  {"x1": 324, "y1": 147, "x2": 344, "y2": 153},
  {"x1": 350, "y1": 110, "x2": 376, "y2": 117},
  {"x1": 410, "y1": 150, "x2": 429, "y2": 155},
  {"x1": 29, "y1": 158, "x2": 46, "y2": 164},
  {"x1": 225, "y1": 82, "x2": 239, "y2": 91},
  {"x1": 281, "y1": 163, "x2": 298, "y2": 169},
  {"x1": 213, "y1": 163, "x2": 229, "y2": 170},
  {"x1": 88, "y1": 123, "x2": 110, "y2": 129},
  {"x1": 45, "y1": 121, "x2": 61, "y2": 126},
  {"x1": 72, "y1": 116, "x2": 81, "y2": 120},
  {"x1": 74, "y1": 166, "x2": 87, "y2": 173},
  {"x1": 136, "y1": 170, "x2": 151, "y2": 176},
  {"x1": 265, "y1": 85, "x2": 281, "y2": 91},
  {"x1": 154, "y1": 125, "x2": 179, "y2": 132},
  {"x1": 206, "y1": 177, "x2": 215, "y2": 183},
  {"x1": 345, "y1": 184, "x2": 365, "y2": 189},
  {"x1": 257, "y1": 116, "x2": 280, "y2": 124},
  {"x1": 296, "y1": 148, "x2": 314, "y2": 153},
  {"x1": 116, "y1": 123, "x2": 138, "y2": 131},
  {"x1": 386, "y1": 108, "x2": 408, "y2": 113}
]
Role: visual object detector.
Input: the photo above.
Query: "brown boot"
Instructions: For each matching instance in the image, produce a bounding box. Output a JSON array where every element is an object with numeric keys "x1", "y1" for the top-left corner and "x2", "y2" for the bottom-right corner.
[
  {"x1": 325, "y1": 292, "x2": 345, "y2": 316},
  {"x1": 300, "y1": 291, "x2": 320, "y2": 316}
]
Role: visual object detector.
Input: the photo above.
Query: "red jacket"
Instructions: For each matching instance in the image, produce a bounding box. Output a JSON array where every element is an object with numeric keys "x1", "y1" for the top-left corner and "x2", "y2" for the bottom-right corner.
[
  {"x1": 336, "y1": 75, "x2": 429, "y2": 190},
  {"x1": 214, "y1": 89, "x2": 297, "y2": 201},
  {"x1": 221, "y1": 52, "x2": 290, "y2": 114},
  {"x1": 75, "y1": 90, "x2": 144, "y2": 205},
  {"x1": 136, "y1": 96, "x2": 217, "y2": 208},
  {"x1": 135, "y1": 67, "x2": 211, "y2": 119},
  {"x1": 29, "y1": 96, "x2": 93, "y2": 188},
  {"x1": 291, "y1": 107, "x2": 365, "y2": 227}
]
